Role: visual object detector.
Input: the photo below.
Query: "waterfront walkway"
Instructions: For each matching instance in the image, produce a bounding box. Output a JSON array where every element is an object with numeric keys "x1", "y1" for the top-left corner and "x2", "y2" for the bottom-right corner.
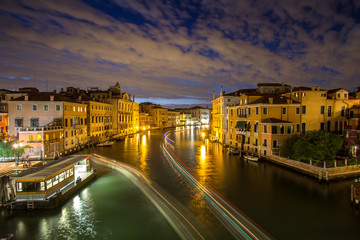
[
  {"x1": 0, "y1": 161, "x2": 42, "y2": 176},
  {"x1": 266, "y1": 155, "x2": 360, "y2": 181}
]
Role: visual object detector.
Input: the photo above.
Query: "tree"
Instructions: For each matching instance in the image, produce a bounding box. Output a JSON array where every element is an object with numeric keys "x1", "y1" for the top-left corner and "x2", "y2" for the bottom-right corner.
[
  {"x1": 0, "y1": 139, "x2": 16, "y2": 159},
  {"x1": 284, "y1": 130, "x2": 343, "y2": 162},
  {"x1": 280, "y1": 135, "x2": 300, "y2": 158}
]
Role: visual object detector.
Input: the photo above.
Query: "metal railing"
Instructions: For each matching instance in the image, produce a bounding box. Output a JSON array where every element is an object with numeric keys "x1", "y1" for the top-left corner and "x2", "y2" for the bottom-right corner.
[{"x1": 16, "y1": 126, "x2": 64, "y2": 132}]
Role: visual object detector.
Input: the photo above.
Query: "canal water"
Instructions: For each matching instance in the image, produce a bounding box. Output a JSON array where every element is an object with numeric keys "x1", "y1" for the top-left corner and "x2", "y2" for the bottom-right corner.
[
  {"x1": 2, "y1": 126, "x2": 360, "y2": 239},
  {"x1": 0, "y1": 165, "x2": 180, "y2": 240}
]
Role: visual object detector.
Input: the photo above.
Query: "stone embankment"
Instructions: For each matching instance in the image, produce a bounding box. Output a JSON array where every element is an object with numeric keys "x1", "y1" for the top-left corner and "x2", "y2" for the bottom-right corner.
[{"x1": 265, "y1": 155, "x2": 360, "y2": 181}]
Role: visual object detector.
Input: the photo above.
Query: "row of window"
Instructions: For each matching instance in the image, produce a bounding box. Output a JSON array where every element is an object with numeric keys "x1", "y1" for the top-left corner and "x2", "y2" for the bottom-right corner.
[
  {"x1": 91, "y1": 115, "x2": 112, "y2": 124},
  {"x1": 17, "y1": 104, "x2": 61, "y2": 111},
  {"x1": 64, "y1": 117, "x2": 86, "y2": 127},
  {"x1": 91, "y1": 104, "x2": 111, "y2": 111},
  {"x1": 231, "y1": 106, "x2": 307, "y2": 116},
  {"x1": 232, "y1": 105, "x2": 348, "y2": 117},
  {"x1": 16, "y1": 168, "x2": 74, "y2": 192},
  {"x1": 64, "y1": 105, "x2": 86, "y2": 112},
  {"x1": 244, "y1": 138, "x2": 279, "y2": 149}
]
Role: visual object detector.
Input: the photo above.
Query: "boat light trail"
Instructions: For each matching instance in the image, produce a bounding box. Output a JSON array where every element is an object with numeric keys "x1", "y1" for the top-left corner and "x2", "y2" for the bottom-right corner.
[
  {"x1": 161, "y1": 130, "x2": 273, "y2": 240},
  {"x1": 90, "y1": 154, "x2": 205, "y2": 240}
]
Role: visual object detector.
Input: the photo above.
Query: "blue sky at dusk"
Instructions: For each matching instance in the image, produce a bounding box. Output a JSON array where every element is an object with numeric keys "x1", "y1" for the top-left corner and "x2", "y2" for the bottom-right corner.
[{"x1": 0, "y1": 0, "x2": 359, "y2": 106}]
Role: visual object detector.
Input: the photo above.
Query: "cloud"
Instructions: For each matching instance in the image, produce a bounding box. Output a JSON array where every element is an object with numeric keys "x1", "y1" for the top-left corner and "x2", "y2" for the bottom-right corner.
[{"x1": 0, "y1": 0, "x2": 359, "y2": 105}]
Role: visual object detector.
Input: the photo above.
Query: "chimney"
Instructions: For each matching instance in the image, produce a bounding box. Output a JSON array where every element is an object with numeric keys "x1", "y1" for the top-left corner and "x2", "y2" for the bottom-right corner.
[
  {"x1": 317, "y1": 86, "x2": 320, "y2": 91},
  {"x1": 287, "y1": 99, "x2": 292, "y2": 104},
  {"x1": 281, "y1": 82, "x2": 284, "y2": 86},
  {"x1": 78, "y1": 95, "x2": 82, "y2": 102},
  {"x1": 269, "y1": 97, "x2": 273, "y2": 104},
  {"x1": 220, "y1": 86, "x2": 223, "y2": 96},
  {"x1": 311, "y1": 86, "x2": 315, "y2": 91},
  {"x1": 213, "y1": 90, "x2": 216, "y2": 99},
  {"x1": 133, "y1": 95, "x2": 135, "y2": 102},
  {"x1": 50, "y1": 95, "x2": 54, "y2": 101},
  {"x1": 24, "y1": 95, "x2": 28, "y2": 101}
]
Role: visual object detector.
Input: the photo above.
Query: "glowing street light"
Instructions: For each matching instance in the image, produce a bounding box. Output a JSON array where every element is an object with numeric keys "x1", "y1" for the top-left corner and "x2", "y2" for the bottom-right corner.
[{"x1": 13, "y1": 142, "x2": 24, "y2": 167}]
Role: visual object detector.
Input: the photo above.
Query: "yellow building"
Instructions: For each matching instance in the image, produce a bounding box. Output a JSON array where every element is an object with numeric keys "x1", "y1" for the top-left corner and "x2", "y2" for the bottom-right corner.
[
  {"x1": 133, "y1": 102, "x2": 140, "y2": 133},
  {"x1": 110, "y1": 93, "x2": 138, "y2": 136},
  {"x1": 283, "y1": 87, "x2": 359, "y2": 134},
  {"x1": 228, "y1": 94, "x2": 300, "y2": 157},
  {"x1": 139, "y1": 112, "x2": 153, "y2": 130},
  {"x1": 210, "y1": 89, "x2": 241, "y2": 143},
  {"x1": 226, "y1": 84, "x2": 360, "y2": 158},
  {"x1": 63, "y1": 101, "x2": 88, "y2": 153},
  {"x1": 150, "y1": 108, "x2": 168, "y2": 129},
  {"x1": 85, "y1": 101, "x2": 113, "y2": 143},
  {"x1": 167, "y1": 110, "x2": 180, "y2": 127}
]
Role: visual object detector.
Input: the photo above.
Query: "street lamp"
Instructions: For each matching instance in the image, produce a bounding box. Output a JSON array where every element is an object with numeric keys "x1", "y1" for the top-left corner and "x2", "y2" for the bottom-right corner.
[{"x1": 13, "y1": 142, "x2": 23, "y2": 167}]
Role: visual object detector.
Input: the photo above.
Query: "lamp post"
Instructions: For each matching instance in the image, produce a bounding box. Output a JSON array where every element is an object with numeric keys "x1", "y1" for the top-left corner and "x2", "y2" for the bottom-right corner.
[{"x1": 13, "y1": 142, "x2": 23, "y2": 167}]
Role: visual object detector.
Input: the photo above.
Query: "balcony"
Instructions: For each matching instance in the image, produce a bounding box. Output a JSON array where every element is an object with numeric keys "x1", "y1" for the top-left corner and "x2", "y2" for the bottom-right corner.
[
  {"x1": 235, "y1": 130, "x2": 246, "y2": 135},
  {"x1": 16, "y1": 126, "x2": 63, "y2": 132},
  {"x1": 347, "y1": 113, "x2": 360, "y2": 119}
]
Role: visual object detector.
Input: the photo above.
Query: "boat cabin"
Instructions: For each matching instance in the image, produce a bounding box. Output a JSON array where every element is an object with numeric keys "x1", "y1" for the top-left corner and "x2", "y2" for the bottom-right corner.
[{"x1": 13, "y1": 155, "x2": 93, "y2": 200}]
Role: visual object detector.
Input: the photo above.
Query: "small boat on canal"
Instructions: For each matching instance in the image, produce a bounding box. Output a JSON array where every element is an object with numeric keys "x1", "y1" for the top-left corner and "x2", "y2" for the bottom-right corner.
[
  {"x1": 244, "y1": 154, "x2": 259, "y2": 162},
  {"x1": 96, "y1": 141, "x2": 114, "y2": 147},
  {"x1": 229, "y1": 147, "x2": 240, "y2": 155}
]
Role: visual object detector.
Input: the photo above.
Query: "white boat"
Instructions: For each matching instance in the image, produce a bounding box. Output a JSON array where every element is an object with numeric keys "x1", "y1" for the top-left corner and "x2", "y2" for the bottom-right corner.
[
  {"x1": 96, "y1": 141, "x2": 114, "y2": 147},
  {"x1": 245, "y1": 155, "x2": 259, "y2": 162},
  {"x1": 229, "y1": 147, "x2": 240, "y2": 155}
]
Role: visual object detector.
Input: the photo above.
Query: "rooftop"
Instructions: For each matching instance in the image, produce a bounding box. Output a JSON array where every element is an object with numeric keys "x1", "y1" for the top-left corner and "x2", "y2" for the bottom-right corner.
[
  {"x1": 249, "y1": 94, "x2": 300, "y2": 105},
  {"x1": 10, "y1": 92, "x2": 77, "y2": 102},
  {"x1": 14, "y1": 155, "x2": 89, "y2": 180}
]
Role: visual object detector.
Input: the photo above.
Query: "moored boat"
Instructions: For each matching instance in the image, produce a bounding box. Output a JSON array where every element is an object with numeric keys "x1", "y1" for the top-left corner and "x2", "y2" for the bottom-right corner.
[
  {"x1": 96, "y1": 141, "x2": 114, "y2": 147},
  {"x1": 245, "y1": 155, "x2": 259, "y2": 162},
  {"x1": 229, "y1": 147, "x2": 240, "y2": 155}
]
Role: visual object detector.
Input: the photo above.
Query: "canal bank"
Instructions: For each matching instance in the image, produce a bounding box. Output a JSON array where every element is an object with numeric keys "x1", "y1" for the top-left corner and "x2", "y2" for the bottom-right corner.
[{"x1": 262, "y1": 154, "x2": 360, "y2": 181}]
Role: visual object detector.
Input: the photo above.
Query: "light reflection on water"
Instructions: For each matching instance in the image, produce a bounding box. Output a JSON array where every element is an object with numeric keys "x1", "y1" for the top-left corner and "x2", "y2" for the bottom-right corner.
[
  {"x1": 1, "y1": 166, "x2": 180, "y2": 240},
  {"x1": 3, "y1": 127, "x2": 360, "y2": 240}
]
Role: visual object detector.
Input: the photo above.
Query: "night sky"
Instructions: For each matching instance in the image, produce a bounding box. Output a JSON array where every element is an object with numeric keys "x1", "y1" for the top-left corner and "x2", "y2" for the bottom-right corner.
[{"x1": 1, "y1": 0, "x2": 360, "y2": 106}]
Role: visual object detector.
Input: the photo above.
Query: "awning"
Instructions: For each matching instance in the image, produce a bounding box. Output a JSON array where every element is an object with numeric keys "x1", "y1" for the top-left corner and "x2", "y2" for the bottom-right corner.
[{"x1": 235, "y1": 121, "x2": 247, "y2": 129}]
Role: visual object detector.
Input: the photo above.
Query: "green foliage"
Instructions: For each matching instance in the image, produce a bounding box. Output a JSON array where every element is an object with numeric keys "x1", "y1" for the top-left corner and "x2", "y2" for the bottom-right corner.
[
  {"x1": 0, "y1": 138, "x2": 31, "y2": 159},
  {"x1": 0, "y1": 140, "x2": 16, "y2": 158},
  {"x1": 280, "y1": 135, "x2": 300, "y2": 158},
  {"x1": 284, "y1": 130, "x2": 343, "y2": 162}
]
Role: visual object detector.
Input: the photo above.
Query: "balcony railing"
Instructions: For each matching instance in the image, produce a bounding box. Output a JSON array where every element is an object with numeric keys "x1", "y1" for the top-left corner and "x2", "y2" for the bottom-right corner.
[
  {"x1": 16, "y1": 126, "x2": 63, "y2": 132},
  {"x1": 347, "y1": 113, "x2": 360, "y2": 119}
]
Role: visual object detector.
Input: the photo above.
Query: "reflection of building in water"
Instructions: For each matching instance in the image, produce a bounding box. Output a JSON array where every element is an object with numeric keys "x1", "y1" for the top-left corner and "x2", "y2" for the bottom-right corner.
[{"x1": 138, "y1": 134, "x2": 149, "y2": 175}]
